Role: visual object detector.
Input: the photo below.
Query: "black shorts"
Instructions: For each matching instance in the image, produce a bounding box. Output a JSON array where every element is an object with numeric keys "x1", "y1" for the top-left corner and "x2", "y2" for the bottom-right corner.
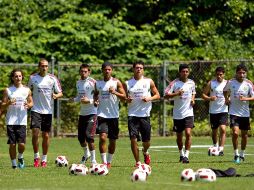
[
  {"x1": 230, "y1": 115, "x2": 250, "y2": 130},
  {"x1": 210, "y1": 112, "x2": 228, "y2": 129},
  {"x1": 128, "y1": 116, "x2": 151, "y2": 142},
  {"x1": 78, "y1": 114, "x2": 97, "y2": 144},
  {"x1": 30, "y1": 111, "x2": 52, "y2": 132},
  {"x1": 173, "y1": 116, "x2": 194, "y2": 133},
  {"x1": 97, "y1": 117, "x2": 119, "y2": 140},
  {"x1": 7, "y1": 125, "x2": 26, "y2": 144}
]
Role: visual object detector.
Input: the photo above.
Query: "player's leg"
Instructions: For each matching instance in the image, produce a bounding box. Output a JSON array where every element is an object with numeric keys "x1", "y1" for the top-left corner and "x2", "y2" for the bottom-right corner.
[
  {"x1": 30, "y1": 111, "x2": 41, "y2": 167},
  {"x1": 176, "y1": 132, "x2": 184, "y2": 162},
  {"x1": 218, "y1": 124, "x2": 226, "y2": 155},
  {"x1": 17, "y1": 125, "x2": 26, "y2": 168},
  {"x1": 41, "y1": 114, "x2": 52, "y2": 167},
  {"x1": 7, "y1": 125, "x2": 17, "y2": 168},
  {"x1": 107, "y1": 118, "x2": 119, "y2": 168},
  {"x1": 184, "y1": 127, "x2": 192, "y2": 163},
  {"x1": 230, "y1": 115, "x2": 240, "y2": 163},
  {"x1": 9, "y1": 144, "x2": 17, "y2": 169},
  {"x1": 140, "y1": 117, "x2": 151, "y2": 165},
  {"x1": 212, "y1": 128, "x2": 218, "y2": 146},
  {"x1": 240, "y1": 130, "x2": 248, "y2": 161},
  {"x1": 86, "y1": 114, "x2": 97, "y2": 164},
  {"x1": 130, "y1": 137, "x2": 140, "y2": 165}
]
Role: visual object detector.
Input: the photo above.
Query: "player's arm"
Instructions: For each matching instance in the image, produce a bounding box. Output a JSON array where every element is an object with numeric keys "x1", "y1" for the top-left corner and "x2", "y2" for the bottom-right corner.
[
  {"x1": 164, "y1": 83, "x2": 183, "y2": 99},
  {"x1": 240, "y1": 83, "x2": 254, "y2": 101},
  {"x1": 202, "y1": 81, "x2": 216, "y2": 101},
  {"x1": 1, "y1": 88, "x2": 15, "y2": 110},
  {"x1": 223, "y1": 82, "x2": 230, "y2": 105},
  {"x1": 109, "y1": 80, "x2": 126, "y2": 101},
  {"x1": 53, "y1": 92, "x2": 63, "y2": 99},
  {"x1": 93, "y1": 83, "x2": 99, "y2": 107},
  {"x1": 143, "y1": 80, "x2": 160, "y2": 102},
  {"x1": 25, "y1": 89, "x2": 33, "y2": 109}
]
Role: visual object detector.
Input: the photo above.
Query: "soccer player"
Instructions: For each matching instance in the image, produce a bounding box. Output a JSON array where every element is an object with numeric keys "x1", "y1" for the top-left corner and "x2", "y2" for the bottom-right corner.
[
  {"x1": 125, "y1": 61, "x2": 160, "y2": 166},
  {"x1": 202, "y1": 67, "x2": 228, "y2": 155},
  {"x1": 223, "y1": 64, "x2": 254, "y2": 164},
  {"x1": 28, "y1": 58, "x2": 63, "y2": 167},
  {"x1": 94, "y1": 62, "x2": 126, "y2": 168},
  {"x1": 1, "y1": 69, "x2": 33, "y2": 169},
  {"x1": 70, "y1": 64, "x2": 97, "y2": 164},
  {"x1": 164, "y1": 64, "x2": 196, "y2": 163}
]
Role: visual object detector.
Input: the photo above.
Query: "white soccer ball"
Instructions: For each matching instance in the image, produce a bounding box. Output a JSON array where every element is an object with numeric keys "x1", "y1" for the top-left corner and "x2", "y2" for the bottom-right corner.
[
  {"x1": 136, "y1": 163, "x2": 152, "y2": 176},
  {"x1": 180, "y1": 168, "x2": 196, "y2": 182},
  {"x1": 55, "y1": 155, "x2": 68, "y2": 167},
  {"x1": 69, "y1": 164, "x2": 78, "y2": 175},
  {"x1": 130, "y1": 169, "x2": 147, "y2": 182},
  {"x1": 196, "y1": 168, "x2": 217, "y2": 182},
  {"x1": 90, "y1": 164, "x2": 109, "y2": 176},
  {"x1": 208, "y1": 146, "x2": 219, "y2": 156},
  {"x1": 74, "y1": 164, "x2": 88, "y2": 176}
]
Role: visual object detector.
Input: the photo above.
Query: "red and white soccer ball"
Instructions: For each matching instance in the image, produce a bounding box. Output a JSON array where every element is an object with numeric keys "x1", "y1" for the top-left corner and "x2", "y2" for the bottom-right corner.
[
  {"x1": 196, "y1": 168, "x2": 216, "y2": 182},
  {"x1": 180, "y1": 168, "x2": 196, "y2": 182},
  {"x1": 130, "y1": 169, "x2": 147, "y2": 182},
  {"x1": 208, "y1": 146, "x2": 219, "y2": 156},
  {"x1": 136, "y1": 163, "x2": 152, "y2": 176},
  {"x1": 69, "y1": 164, "x2": 78, "y2": 175},
  {"x1": 55, "y1": 155, "x2": 68, "y2": 167},
  {"x1": 73, "y1": 164, "x2": 88, "y2": 176},
  {"x1": 89, "y1": 164, "x2": 109, "y2": 176}
]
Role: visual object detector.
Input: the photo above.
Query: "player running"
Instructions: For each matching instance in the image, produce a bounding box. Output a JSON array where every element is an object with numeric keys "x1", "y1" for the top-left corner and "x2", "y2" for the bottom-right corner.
[
  {"x1": 223, "y1": 64, "x2": 254, "y2": 164},
  {"x1": 125, "y1": 61, "x2": 160, "y2": 166},
  {"x1": 70, "y1": 64, "x2": 97, "y2": 165},
  {"x1": 28, "y1": 58, "x2": 63, "y2": 167},
  {"x1": 202, "y1": 67, "x2": 228, "y2": 155},
  {"x1": 94, "y1": 62, "x2": 126, "y2": 168},
  {"x1": 1, "y1": 69, "x2": 33, "y2": 169},
  {"x1": 164, "y1": 64, "x2": 196, "y2": 163}
]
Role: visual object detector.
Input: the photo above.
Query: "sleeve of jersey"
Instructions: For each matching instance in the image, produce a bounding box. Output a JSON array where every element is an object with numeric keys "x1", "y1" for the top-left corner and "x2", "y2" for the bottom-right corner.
[
  {"x1": 27, "y1": 76, "x2": 33, "y2": 88},
  {"x1": 53, "y1": 76, "x2": 62, "y2": 93},
  {"x1": 223, "y1": 80, "x2": 230, "y2": 92},
  {"x1": 192, "y1": 82, "x2": 196, "y2": 94}
]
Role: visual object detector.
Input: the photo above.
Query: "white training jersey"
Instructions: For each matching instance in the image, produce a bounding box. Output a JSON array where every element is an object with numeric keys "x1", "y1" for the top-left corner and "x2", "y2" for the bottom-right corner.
[
  {"x1": 209, "y1": 79, "x2": 228, "y2": 113},
  {"x1": 75, "y1": 77, "x2": 97, "y2": 116},
  {"x1": 6, "y1": 85, "x2": 30, "y2": 125},
  {"x1": 223, "y1": 78, "x2": 254, "y2": 117},
  {"x1": 28, "y1": 73, "x2": 62, "y2": 114},
  {"x1": 126, "y1": 76, "x2": 152, "y2": 117},
  {"x1": 96, "y1": 77, "x2": 119, "y2": 118},
  {"x1": 164, "y1": 78, "x2": 196, "y2": 119}
]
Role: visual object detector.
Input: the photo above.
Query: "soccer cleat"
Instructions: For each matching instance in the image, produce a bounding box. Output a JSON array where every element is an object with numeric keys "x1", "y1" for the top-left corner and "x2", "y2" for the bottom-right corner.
[
  {"x1": 107, "y1": 163, "x2": 111, "y2": 169},
  {"x1": 18, "y1": 158, "x2": 25, "y2": 169},
  {"x1": 144, "y1": 153, "x2": 151, "y2": 165},
  {"x1": 218, "y1": 151, "x2": 224, "y2": 156},
  {"x1": 234, "y1": 155, "x2": 240, "y2": 164},
  {"x1": 135, "y1": 162, "x2": 141, "y2": 167},
  {"x1": 240, "y1": 156, "x2": 245, "y2": 162},
  {"x1": 41, "y1": 161, "x2": 47, "y2": 167},
  {"x1": 34, "y1": 158, "x2": 40, "y2": 168},
  {"x1": 12, "y1": 165, "x2": 17, "y2": 169},
  {"x1": 182, "y1": 157, "x2": 189, "y2": 164},
  {"x1": 81, "y1": 155, "x2": 91, "y2": 164},
  {"x1": 179, "y1": 156, "x2": 184, "y2": 162}
]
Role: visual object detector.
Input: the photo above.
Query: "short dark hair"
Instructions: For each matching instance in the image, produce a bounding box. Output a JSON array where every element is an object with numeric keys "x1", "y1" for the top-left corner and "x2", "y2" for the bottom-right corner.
[
  {"x1": 10, "y1": 68, "x2": 24, "y2": 84},
  {"x1": 236, "y1": 64, "x2": 248, "y2": 72},
  {"x1": 215, "y1": 66, "x2": 225, "y2": 73},
  {"x1": 133, "y1": 60, "x2": 144, "y2": 68},
  {"x1": 38, "y1": 58, "x2": 48, "y2": 66},
  {"x1": 79, "y1": 64, "x2": 90, "y2": 72},
  {"x1": 101, "y1": 61, "x2": 113, "y2": 70},
  {"x1": 179, "y1": 64, "x2": 189, "y2": 72}
]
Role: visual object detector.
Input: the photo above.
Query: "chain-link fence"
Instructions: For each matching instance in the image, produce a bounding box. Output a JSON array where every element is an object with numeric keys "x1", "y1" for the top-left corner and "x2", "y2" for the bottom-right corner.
[{"x1": 1, "y1": 59, "x2": 254, "y2": 137}]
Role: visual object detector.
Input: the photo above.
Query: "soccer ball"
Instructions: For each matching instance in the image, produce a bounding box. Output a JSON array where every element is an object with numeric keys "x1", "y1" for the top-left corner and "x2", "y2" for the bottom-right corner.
[
  {"x1": 90, "y1": 164, "x2": 109, "y2": 176},
  {"x1": 196, "y1": 168, "x2": 216, "y2": 182},
  {"x1": 74, "y1": 164, "x2": 88, "y2": 176},
  {"x1": 136, "y1": 163, "x2": 152, "y2": 176},
  {"x1": 208, "y1": 146, "x2": 219, "y2": 156},
  {"x1": 55, "y1": 155, "x2": 68, "y2": 167},
  {"x1": 180, "y1": 169, "x2": 196, "y2": 182},
  {"x1": 130, "y1": 169, "x2": 147, "y2": 182},
  {"x1": 69, "y1": 164, "x2": 78, "y2": 175}
]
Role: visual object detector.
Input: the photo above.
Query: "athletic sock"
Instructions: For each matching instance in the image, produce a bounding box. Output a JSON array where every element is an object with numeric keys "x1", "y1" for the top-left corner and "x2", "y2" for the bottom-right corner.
[
  {"x1": 18, "y1": 153, "x2": 23, "y2": 159},
  {"x1": 107, "y1": 153, "x2": 114, "y2": 163},
  {"x1": 100, "y1": 153, "x2": 107, "y2": 164},
  {"x1": 234, "y1": 149, "x2": 239, "y2": 156},
  {"x1": 179, "y1": 149, "x2": 184, "y2": 157},
  {"x1": 240, "y1": 150, "x2": 245, "y2": 157},
  {"x1": 219, "y1": 146, "x2": 224, "y2": 152},
  {"x1": 90, "y1": 150, "x2": 96, "y2": 163},
  {"x1": 41, "y1": 155, "x2": 47, "y2": 162},
  {"x1": 185, "y1": 150, "x2": 190, "y2": 158},
  {"x1": 83, "y1": 146, "x2": 90, "y2": 157},
  {"x1": 11, "y1": 159, "x2": 17, "y2": 167},
  {"x1": 34, "y1": 152, "x2": 40, "y2": 159}
]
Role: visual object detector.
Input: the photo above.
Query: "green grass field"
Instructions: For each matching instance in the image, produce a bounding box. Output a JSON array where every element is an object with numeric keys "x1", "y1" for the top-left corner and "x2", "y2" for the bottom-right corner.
[{"x1": 0, "y1": 136, "x2": 254, "y2": 190}]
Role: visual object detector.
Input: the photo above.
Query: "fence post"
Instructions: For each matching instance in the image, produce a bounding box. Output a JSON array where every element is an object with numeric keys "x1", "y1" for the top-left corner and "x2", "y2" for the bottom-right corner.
[
  {"x1": 162, "y1": 61, "x2": 167, "y2": 136},
  {"x1": 50, "y1": 56, "x2": 55, "y2": 137}
]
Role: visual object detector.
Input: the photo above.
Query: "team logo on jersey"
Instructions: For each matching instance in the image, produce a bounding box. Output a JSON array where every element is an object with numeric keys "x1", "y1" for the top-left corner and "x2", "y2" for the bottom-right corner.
[
  {"x1": 86, "y1": 86, "x2": 89, "y2": 90},
  {"x1": 143, "y1": 84, "x2": 147, "y2": 88}
]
